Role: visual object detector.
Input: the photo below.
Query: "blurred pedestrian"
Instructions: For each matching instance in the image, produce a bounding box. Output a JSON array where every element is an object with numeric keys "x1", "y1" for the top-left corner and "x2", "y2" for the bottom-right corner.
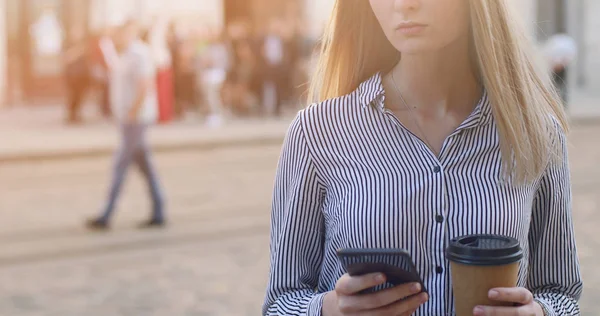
[
  {"x1": 198, "y1": 26, "x2": 229, "y2": 127},
  {"x1": 167, "y1": 22, "x2": 180, "y2": 118},
  {"x1": 62, "y1": 26, "x2": 90, "y2": 125},
  {"x1": 222, "y1": 20, "x2": 260, "y2": 116},
  {"x1": 260, "y1": 19, "x2": 287, "y2": 117},
  {"x1": 89, "y1": 27, "x2": 115, "y2": 119},
  {"x1": 87, "y1": 20, "x2": 165, "y2": 230},
  {"x1": 543, "y1": 33, "x2": 577, "y2": 106},
  {"x1": 224, "y1": 41, "x2": 259, "y2": 115},
  {"x1": 168, "y1": 21, "x2": 191, "y2": 120},
  {"x1": 176, "y1": 35, "x2": 200, "y2": 117},
  {"x1": 148, "y1": 17, "x2": 175, "y2": 124}
]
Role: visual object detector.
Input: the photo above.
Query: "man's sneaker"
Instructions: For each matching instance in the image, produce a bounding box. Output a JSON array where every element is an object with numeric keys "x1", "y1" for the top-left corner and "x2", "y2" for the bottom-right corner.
[
  {"x1": 85, "y1": 218, "x2": 110, "y2": 231},
  {"x1": 138, "y1": 219, "x2": 166, "y2": 229}
]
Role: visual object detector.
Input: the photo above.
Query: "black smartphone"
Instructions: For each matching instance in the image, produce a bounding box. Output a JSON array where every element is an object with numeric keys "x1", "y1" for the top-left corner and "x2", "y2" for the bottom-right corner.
[{"x1": 336, "y1": 248, "x2": 427, "y2": 294}]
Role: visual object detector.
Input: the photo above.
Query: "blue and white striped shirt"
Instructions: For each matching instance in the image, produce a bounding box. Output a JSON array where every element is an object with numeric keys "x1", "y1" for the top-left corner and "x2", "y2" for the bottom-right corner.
[{"x1": 263, "y1": 73, "x2": 582, "y2": 316}]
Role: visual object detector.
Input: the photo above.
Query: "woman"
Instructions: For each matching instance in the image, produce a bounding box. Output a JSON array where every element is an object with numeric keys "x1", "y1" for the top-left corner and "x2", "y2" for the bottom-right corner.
[{"x1": 263, "y1": 0, "x2": 582, "y2": 315}]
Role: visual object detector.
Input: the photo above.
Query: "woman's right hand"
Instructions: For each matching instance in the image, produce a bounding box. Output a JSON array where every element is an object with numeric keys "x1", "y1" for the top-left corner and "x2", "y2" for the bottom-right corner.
[{"x1": 323, "y1": 273, "x2": 429, "y2": 316}]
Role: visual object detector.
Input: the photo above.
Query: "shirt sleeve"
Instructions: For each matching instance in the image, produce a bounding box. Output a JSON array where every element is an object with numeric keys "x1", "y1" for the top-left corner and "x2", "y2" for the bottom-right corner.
[
  {"x1": 262, "y1": 111, "x2": 328, "y2": 316},
  {"x1": 527, "y1": 129, "x2": 583, "y2": 315},
  {"x1": 99, "y1": 37, "x2": 118, "y2": 70},
  {"x1": 132, "y1": 45, "x2": 155, "y2": 80}
]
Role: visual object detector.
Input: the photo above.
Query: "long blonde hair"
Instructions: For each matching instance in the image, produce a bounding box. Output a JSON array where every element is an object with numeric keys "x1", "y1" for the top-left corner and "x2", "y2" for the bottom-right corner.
[{"x1": 308, "y1": 0, "x2": 568, "y2": 184}]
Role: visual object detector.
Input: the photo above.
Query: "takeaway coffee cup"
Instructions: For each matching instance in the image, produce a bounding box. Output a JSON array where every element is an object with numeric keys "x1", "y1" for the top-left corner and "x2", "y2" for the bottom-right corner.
[{"x1": 446, "y1": 234, "x2": 523, "y2": 316}]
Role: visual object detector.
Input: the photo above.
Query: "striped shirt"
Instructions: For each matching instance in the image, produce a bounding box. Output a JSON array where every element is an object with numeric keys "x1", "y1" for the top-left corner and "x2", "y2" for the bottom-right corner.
[{"x1": 263, "y1": 73, "x2": 582, "y2": 316}]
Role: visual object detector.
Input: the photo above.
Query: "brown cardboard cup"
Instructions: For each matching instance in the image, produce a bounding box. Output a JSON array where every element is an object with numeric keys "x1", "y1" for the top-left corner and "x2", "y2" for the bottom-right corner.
[{"x1": 446, "y1": 235, "x2": 523, "y2": 316}]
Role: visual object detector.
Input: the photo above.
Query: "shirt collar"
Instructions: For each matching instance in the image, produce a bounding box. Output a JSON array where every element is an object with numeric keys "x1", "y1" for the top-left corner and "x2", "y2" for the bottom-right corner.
[
  {"x1": 456, "y1": 90, "x2": 493, "y2": 129},
  {"x1": 357, "y1": 71, "x2": 492, "y2": 128},
  {"x1": 358, "y1": 72, "x2": 386, "y2": 110}
]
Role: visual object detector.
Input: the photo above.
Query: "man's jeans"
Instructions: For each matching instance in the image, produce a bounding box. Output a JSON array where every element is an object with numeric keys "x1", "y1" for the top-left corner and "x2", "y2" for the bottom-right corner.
[{"x1": 100, "y1": 123, "x2": 164, "y2": 222}]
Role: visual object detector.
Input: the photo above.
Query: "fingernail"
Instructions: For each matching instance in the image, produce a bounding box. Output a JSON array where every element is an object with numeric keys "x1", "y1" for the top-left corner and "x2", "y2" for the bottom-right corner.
[
  {"x1": 375, "y1": 273, "x2": 385, "y2": 283},
  {"x1": 420, "y1": 293, "x2": 429, "y2": 303},
  {"x1": 473, "y1": 306, "x2": 484, "y2": 315},
  {"x1": 411, "y1": 283, "x2": 421, "y2": 292},
  {"x1": 489, "y1": 289, "x2": 499, "y2": 299}
]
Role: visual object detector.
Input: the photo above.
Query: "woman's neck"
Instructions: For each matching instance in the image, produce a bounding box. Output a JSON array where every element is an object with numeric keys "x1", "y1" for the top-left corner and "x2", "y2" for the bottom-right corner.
[{"x1": 389, "y1": 38, "x2": 482, "y2": 117}]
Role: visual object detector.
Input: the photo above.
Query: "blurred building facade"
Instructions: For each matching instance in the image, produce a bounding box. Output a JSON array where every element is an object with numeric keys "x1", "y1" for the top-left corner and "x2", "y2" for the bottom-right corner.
[{"x1": 0, "y1": 0, "x2": 598, "y2": 107}]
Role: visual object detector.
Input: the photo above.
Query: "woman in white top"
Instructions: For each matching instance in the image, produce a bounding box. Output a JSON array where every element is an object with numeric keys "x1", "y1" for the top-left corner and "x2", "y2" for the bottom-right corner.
[{"x1": 263, "y1": 0, "x2": 582, "y2": 315}]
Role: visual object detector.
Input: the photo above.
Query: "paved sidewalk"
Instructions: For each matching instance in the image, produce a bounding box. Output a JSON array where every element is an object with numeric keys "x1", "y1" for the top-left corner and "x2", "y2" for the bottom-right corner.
[
  {"x1": 0, "y1": 105, "x2": 293, "y2": 162},
  {"x1": 1, "y1": 92, "x2": 598, "y2": 162},
  {"x1": 568, "y1": 92, "x2": 600, "y2": 123}
]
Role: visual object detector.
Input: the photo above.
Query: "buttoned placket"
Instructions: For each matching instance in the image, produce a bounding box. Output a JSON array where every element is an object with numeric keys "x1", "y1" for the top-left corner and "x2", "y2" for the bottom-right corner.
[
  {"x1": 381, "y1": 101, "x2": 451, "y2": 274},
  {"x1": 432, "y1": 158, "x2": 446, "y2": 278},
  {"x1": 433, "y1": 133, "x2": 464, "y2": 315},
  {"x1": 379, "y1": 96, "x2": 483, "y2": 310},
  {"x1": 435, "y1": 131, "x2": 464, "y2": 271}
]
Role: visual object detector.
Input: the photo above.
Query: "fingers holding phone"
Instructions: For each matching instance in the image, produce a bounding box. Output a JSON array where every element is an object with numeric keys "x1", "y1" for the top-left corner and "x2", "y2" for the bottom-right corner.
[{"x1": 323, "y1": 272, "x2": 428, "y2": 316}]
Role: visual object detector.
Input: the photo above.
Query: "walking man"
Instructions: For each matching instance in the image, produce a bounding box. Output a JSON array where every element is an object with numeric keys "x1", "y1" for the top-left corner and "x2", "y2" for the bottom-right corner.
[{"x1": 87, "y1": 20, "x2": 165, "y2": 230}]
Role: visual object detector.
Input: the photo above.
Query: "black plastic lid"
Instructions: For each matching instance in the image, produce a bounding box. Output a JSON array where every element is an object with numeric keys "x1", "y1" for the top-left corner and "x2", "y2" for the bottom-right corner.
[{"x1": 446, "y1": 234, "x2": 523, "y2": 266}]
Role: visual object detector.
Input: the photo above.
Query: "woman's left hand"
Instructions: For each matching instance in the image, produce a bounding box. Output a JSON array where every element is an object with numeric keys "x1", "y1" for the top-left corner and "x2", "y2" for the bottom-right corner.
[{"x1": 473, "y1": 287, "x2": 545, "y2": 316}]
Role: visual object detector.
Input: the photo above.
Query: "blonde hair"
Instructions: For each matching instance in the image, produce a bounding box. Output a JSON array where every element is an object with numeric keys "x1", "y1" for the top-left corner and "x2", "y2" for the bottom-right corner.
[{"x1": 308, "y1": 0, "x2": 568, "y2": 184}]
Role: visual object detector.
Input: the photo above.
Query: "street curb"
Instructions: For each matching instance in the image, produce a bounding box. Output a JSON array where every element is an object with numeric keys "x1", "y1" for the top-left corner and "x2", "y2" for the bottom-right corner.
[
  {"x1": 1, "y1": 117, "x2": 596, "y2": 164},
  {"x1": 0, "y1": 134, "x2": 286, "y2": 164}
]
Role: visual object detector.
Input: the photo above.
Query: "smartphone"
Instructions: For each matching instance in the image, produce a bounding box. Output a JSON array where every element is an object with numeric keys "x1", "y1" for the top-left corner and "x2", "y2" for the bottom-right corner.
[{"x1": 336, "y1": 248, "x2": 427, "y2": 294}]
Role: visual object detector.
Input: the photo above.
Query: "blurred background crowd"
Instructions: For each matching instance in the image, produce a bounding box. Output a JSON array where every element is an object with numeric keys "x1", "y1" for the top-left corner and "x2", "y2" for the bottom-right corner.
[
  {"x1": 62, "y1": 16, "x2": 318, "y2": 127},
  {"x1": 2, "y1": 0, "x2": 327, "y2": 127}
]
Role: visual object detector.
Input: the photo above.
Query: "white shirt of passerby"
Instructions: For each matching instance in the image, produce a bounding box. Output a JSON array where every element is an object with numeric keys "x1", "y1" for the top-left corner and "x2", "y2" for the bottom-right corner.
[
  {"x1": 91, "y1": 36, "x2": 118, "y2": 82},
  {"x1": 201, "y1": 43, "x2": 229, "y2": 84},
  {"x1": 264, "y1": 35, "x2": 284, "y2": 66},
  {"x1": 148, "y1": 21, "x2": 172, "y2": 69},
  {"x1": 543, "y1": 33, "x2": 577, "y2": 68},
  {"x1": 109, "y1": 39, "x2": 158, "y2": 124},
  {"x1": 99, "y1": 36, "x2": 118, "y2": 71}
]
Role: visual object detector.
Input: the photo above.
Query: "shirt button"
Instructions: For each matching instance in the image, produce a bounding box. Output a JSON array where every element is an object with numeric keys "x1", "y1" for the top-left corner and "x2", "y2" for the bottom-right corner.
[
  {"x1": 436, "y1": 266, "x2": 444, "y2": 274},
  {"x1": 433, "y1": 166, "x2": 441, "y2": 173},
  {"x1": 435, "y1": 215, "x2": 444, "y2": 223}
]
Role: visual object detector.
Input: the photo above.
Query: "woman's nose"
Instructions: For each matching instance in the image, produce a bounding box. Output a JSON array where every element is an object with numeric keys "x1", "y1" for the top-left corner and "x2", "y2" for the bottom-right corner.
[{"x1": 394, "y1": 0, "x2": 421, "y2": 12}]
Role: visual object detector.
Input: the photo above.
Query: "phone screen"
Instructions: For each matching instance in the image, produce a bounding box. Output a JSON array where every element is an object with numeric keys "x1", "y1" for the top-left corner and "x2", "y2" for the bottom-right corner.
[{"x1": 337, "y1": 248, "x2": 426, "y2": 294}]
